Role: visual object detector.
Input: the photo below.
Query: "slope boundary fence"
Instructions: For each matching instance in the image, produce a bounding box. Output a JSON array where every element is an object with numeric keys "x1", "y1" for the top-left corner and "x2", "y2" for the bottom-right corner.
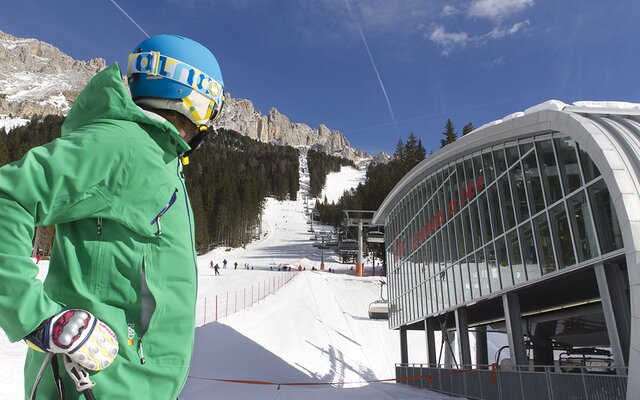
[{"x1": 197, "y1": 270, "x2": 298, "y2": 325}]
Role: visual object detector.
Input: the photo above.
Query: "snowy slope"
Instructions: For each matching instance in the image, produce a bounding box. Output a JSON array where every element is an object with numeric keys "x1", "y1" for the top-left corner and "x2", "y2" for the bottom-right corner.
[{"x1": 320, "y1": 165, "x2": 366, "y2": 204}]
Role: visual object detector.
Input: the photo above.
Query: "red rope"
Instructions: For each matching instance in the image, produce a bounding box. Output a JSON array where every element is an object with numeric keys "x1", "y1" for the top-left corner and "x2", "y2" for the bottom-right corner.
[
  {"x1": 187, "y1": 375, "x2": 432, "y2": 387},
  {"x1": 186, "y1": 371, "x2": 481, "y2": 389}
]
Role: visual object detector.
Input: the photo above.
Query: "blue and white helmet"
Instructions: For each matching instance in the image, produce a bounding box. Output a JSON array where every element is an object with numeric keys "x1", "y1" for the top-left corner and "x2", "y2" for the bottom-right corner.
[{"x1": 127, "y1": 34, "x2": 224, "y2": 127}]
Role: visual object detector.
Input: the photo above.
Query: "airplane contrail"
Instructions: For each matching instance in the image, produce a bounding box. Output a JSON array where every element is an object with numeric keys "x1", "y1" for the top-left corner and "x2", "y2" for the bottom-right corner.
[
  {"x1": 344, "y1": 0, "x2": 400, "y2": 136},
  {"x1": 108, "y1": 0, "x2": 150, "y2": 38}
]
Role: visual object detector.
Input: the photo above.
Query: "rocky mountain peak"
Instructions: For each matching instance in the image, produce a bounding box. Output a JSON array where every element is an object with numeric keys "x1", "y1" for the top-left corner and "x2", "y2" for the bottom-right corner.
[
  {"x1": 0, "y1": 31, "x2": 105, "y2": 116},
  {"x1": 219, "y1": 94, "x2": 368, "y2": 162},
  {"x1": 0, "y1": 31, "x2": 369, "y2": 163}
]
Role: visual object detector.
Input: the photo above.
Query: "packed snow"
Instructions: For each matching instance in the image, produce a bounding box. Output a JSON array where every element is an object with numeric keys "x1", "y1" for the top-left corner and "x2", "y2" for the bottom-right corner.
[
  {"x1": 0, "y1": 152, "x2": 458, "y2": 399},
  {"x1": 319, "y1": 165, "x2": 366, "y2": 204}
]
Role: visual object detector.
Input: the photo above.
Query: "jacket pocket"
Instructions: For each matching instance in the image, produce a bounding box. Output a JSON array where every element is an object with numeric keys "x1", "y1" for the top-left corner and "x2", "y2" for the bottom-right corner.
[{"x1": 115, "y1": 184, "x2": 179, "y2": 239}]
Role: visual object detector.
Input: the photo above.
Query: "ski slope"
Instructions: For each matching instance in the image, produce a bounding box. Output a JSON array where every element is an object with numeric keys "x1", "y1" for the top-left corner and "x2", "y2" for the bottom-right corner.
[{"x1": 0, "y1": 152, "x2": 454, "y2": 399}]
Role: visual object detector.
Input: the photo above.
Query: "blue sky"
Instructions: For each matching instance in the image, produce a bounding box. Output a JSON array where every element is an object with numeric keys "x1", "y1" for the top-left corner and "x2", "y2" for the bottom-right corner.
[{"x1": 2, "y1": 0, "x2": 640, "y2": 155}]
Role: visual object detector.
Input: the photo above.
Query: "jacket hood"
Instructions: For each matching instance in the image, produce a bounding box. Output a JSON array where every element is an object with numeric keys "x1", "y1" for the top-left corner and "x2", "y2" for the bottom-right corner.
[{"x1": 62, "y1": 63, "x2": 191, "y2": 154}]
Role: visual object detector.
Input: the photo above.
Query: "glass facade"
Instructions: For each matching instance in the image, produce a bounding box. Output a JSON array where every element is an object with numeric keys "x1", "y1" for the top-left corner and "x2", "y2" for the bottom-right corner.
[{"x1": 385, "y1": 133, "x2": 624, "y2": 328}]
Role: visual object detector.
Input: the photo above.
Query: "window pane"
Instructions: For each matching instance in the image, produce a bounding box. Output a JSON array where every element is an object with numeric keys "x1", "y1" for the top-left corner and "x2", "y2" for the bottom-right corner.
[
  {"x1": 461, "y1": 259, "x2": 472, "y2": 301},
  {"x1": 473, "y1": 155, "x2": 484, "y2": 185},
  {"x1": 475, "y1": 249, "x2": 491, "y2": 296},
  {"x1": 550, "y1": 203, "x2": 576, "y2": 268},
  {"x1": 496, "y1": 236, "x2": 512, "y2": 289},
  {"x1": 493, "y1": 148, "x2": 507, "y2": 173},
  {"x1": 567, "y1": 191, "x2": 598, "y2": 261},
  {"x1": 470, "y1": 202, "x2": 483, "y2": 250},
  {"x1": 440, "y1": 270, "x2": 449, "y2": 309},
  {"x1": 578, "y1": 143, "x2": 601, "y2": 182},
  {"x1": 483, "y1": 152, "x2": 496, "y2": 184},
  {"x1": 462, "y1": 208, "x2": 474, "y2": 257},
  {"x1": 537, "y1": 140, "x2": 563, "y2": 204},
  {"x1": 554, "y1": 137, "x2": 582, "y2": 194},
  {"x1": 521, "y1": 222, "x2": 541, "y2": 280},
  {"x1": 523, "y1": 152, "x2": 545, "y2": 214},
  {"x1": 510, "y1": 162, "x2": 530, "y2": 222},
  {"x1": 478, "y1": 193, "x2": 493, "y2": 243},
  {"x1": 505, "y1": 145, "x2": 520, "y2": 166},
  {"x1": 588, "y1": 180, "x2": 624, "y2": 253},
  {"x1": 454, "y1": 214, "x2": 465, "y2": 260},
  {"x1": 499, "y1": 175, "x2": 516, "y2": 230},
  {"x1": 486, "y1": 244, "x2": 501, "y2": 292},
  {"x1": 508, "y1": 230, "x2": 525, "y2": 285},
  {"x1": 454, "y1": 263, "x2": 464, "y2": 304},
  {"x1": 488, "y1": 185, "x2": 504, "y2": 236},
  {"x1": 519, "y1": 141, "x2": 534, "y2": 155},
  {"x1": 535, "y1": 214, "x2": 556, "y2": 275}
]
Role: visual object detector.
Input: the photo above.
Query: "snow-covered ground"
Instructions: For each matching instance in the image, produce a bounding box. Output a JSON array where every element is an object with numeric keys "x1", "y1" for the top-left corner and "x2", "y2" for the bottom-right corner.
[
  {"x1": 0, "y1": 152, "x2": 455, "y2": 399},
  {"x1": 320, "y1": 165, "x2": 366, "y2": 204}
]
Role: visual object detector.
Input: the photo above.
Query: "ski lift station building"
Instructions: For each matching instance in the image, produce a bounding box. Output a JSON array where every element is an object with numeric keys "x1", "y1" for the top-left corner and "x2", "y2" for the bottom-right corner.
[{"x1": 371, "y1": 101, "x2": 640, "y2": 399}]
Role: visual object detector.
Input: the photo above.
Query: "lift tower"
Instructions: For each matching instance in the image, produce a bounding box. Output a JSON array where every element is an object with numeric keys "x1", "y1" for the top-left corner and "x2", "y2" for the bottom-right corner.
[{"x1": 342, "y1": 210, "x2": 381, "y2": 277}]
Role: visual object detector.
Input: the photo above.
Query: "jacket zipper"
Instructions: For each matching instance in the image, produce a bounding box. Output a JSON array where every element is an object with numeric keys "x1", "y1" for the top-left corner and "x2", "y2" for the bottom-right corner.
[
  {"x1": 137, "y1": 337, "x2": 146, "y2": 365},
  {"x1": 177, "y1": 155, "x2": 198, "y2": 275}
]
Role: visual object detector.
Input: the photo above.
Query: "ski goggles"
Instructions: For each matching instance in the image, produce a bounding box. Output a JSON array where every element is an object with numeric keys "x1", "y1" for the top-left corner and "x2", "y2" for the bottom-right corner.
[{"x1": 128, "y1": 51, "x2": 224, "y2": 125}]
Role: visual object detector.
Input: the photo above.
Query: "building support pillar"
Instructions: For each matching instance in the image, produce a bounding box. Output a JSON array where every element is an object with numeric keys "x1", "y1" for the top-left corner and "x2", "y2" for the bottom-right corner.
[
  {"x1": 455, "y1": 307, "x2": 472, "y2": 367},
  {"x1": 502, "y1": 292, "x2": 527, "y2": 367},
  {"x1": 425, "y1": 318, "x2": 437, "y2": 367},
  {"x1": 595, "y1": 262, "x2": 630, "y2": 373},
  {"x1": 475, "y1": 325, "x2": 489, "y2": 368},
  {"x1": 400, "y1": 325, "x2": 409, "y2": 364}
]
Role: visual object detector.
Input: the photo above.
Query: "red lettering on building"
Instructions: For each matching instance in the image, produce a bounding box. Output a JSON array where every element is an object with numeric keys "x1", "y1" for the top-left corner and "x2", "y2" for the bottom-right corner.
[{"x1": 395, "y1": 175, "x2": 485, "y2": 263}]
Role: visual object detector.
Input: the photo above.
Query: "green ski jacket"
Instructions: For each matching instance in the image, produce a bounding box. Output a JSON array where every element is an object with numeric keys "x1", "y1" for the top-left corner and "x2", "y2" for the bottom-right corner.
[{"x1": 0, "y1": 63, "x2": 199, "y2": 399}]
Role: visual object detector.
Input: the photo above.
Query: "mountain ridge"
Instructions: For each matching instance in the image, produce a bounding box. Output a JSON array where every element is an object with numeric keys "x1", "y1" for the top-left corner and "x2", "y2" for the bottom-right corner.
[{"x1": 0, "y1": 31, "x2": 371, "y2": 163}]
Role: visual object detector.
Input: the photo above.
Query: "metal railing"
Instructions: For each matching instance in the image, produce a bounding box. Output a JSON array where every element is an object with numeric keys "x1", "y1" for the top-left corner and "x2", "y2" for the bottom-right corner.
[{"x1": 396, "y1": 363, "x2": 628, "y2": 400}]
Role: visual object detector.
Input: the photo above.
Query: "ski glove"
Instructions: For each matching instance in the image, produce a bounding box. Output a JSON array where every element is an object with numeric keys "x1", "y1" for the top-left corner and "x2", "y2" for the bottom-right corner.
[{"x1": 24, "y1": 309, "x2": 119, "y2": 371}]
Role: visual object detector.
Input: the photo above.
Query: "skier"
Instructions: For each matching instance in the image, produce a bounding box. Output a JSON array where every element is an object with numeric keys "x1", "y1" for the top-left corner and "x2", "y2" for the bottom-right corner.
[
  {"x1": 213, "y1": 264, "x2": 220, "y2": 276},
  {"x1": 234, "y1": 261, "x2": 238, "y2": 270},
  {"x1": 223, "y1": 258, "x2": 227, "y2": 269},
  {"x1": 0, "y1": 35, "x2": 224, "y2": 399}
]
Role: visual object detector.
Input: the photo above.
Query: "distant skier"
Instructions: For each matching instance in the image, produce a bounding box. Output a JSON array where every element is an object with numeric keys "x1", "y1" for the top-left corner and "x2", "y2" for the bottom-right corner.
[
  {"x1": 234, "y1": 262, "x2": 238, "y2": 270},
  {"x1": 210, "y1": 260, "x2": 214, "y2": 269},
  {"x1": 214, "y1": 264, "x2": 220, "y2": 276},
  {"x1": 223, "y1": 259, "x2": 228, "y2": 269}
]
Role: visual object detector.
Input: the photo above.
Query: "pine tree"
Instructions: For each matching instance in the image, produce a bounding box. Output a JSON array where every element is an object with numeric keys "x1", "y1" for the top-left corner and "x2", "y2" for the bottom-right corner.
[
  {"x1": 462, "y1": 122, "x2": 475, "y2": 136},
  {"x1": 394, "y1": 139, "x2": 405, "y2": 160},
  {"x1": 0, "y1": 128, "x2": 10, "y2": 167},
  {"x1": 440, "y1": 118, "x2": 457, "y2": 148}
]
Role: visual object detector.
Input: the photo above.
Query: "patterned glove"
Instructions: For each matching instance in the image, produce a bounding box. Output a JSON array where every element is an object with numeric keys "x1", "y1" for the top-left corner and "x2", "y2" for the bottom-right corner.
[{"x1": 25, "y1": 309, "x2": 119, "y2": 371}]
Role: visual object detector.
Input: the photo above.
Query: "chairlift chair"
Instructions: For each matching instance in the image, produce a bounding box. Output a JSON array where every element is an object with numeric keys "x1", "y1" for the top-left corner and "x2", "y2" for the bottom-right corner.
[{"x1": 368, "y1": 280, "x2": 389, "y2": 319}]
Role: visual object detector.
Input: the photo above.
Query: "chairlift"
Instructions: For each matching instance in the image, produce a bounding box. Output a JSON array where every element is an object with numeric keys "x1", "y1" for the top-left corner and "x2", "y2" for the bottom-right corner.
[
  {"x1": 366, "y1": 231, "x2": 384, "y2": 243},
  {"x1": 368, "y1": 300, "x2": 389, "y2": 319},
  {"x1": 368, "y1": 280, "x2": 389, "y2": 319},
  {"x1": 338, "y1": 239, "x2": 359, "y2": 253}
]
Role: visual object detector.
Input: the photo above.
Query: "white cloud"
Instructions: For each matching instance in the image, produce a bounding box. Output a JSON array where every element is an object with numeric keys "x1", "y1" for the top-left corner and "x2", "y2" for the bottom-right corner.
[
  {"x1": 428, "y1": 19, "x2": 529, "y2": 55},
  {"x1": 441, "y1": 5, "x2": 461, "y2": 17},
  {"x1": 468, "y1": 0, "x2": 534, "y2": 20},
  {"x1": 486, "y1": 20, "x2": 530, "y2": 38},
  {"x1": 428, "y1": 25, "x2": 470, "y2": 55}
]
